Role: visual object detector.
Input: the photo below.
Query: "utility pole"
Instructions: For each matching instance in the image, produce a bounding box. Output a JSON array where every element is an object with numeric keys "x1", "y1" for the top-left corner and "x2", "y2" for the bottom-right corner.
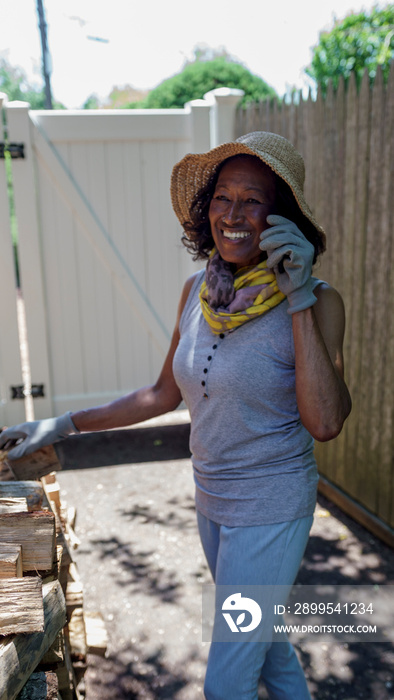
[{"x1": 36, "y1": 0, "x2": 53, "y2": 108}]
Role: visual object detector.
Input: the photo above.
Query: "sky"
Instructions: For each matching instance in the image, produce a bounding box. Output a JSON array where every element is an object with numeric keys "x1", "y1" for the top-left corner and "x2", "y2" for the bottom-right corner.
[{"x1": 1, "y1": 0, "x2": 381, "y2": 109}]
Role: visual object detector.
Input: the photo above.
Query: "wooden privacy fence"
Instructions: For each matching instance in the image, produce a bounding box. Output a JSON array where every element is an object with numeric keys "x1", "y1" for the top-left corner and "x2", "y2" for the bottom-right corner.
[{"x1": 236, "y1": 66, "x2": 394, "y2": 536}]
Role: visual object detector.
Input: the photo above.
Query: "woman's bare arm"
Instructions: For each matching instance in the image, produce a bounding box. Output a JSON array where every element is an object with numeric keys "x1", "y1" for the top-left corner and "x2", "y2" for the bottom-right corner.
[{"x1": 292, "y1": 283, "x2": 352, "y2": 442}]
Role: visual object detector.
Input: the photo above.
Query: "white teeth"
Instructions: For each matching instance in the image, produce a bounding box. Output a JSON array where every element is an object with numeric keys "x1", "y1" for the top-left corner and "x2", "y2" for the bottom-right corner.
[{"x1": 222, "y1": 231, "x2": 251, "y2": 240}]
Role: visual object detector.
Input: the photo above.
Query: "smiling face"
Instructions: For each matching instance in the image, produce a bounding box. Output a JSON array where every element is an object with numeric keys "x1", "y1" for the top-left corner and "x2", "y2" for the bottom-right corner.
[{"x1": 208, "y1": 155, "x2": 277, "y2": 270}]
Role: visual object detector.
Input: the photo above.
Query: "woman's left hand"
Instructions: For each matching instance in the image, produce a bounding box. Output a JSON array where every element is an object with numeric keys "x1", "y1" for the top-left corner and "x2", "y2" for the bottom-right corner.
[{"x1": 259, "y1": 215, "x2": 316, "y2": 314}]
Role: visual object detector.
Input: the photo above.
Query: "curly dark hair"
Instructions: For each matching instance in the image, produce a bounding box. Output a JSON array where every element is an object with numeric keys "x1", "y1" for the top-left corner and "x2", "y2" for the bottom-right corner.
[{"x1": 181, "y1": 155, "x2": 326, "y2": 264}]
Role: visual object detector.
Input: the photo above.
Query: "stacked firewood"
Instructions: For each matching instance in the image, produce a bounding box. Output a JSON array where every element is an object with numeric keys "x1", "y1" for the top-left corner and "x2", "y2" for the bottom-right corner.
[{"x1": 0, "y1": 446, "x2": 108, "y2": 700}]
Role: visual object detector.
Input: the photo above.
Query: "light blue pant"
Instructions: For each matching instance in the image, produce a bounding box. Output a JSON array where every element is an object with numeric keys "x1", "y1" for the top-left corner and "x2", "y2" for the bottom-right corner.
[{"x1": 197, "y1": 511, "x2": 313, "y2": 700}]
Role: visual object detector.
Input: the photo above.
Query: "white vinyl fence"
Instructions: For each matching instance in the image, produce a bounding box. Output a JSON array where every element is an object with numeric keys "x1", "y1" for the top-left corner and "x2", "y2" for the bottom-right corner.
[
  {"x1": 0, "y1": 89, "x2": 242, "y2": 422},
  {"x1": 0, "y1": 97, "x2": 24, "y2": 427}
]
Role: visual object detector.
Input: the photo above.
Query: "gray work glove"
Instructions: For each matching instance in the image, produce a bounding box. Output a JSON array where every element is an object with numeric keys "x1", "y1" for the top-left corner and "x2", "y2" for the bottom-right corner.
[
  {"x1": 0, "y1": 411, "x2": 79, "y2": 460},
  {"x1": 259, "y1": 215, "x2": 316, "y2": 314}
]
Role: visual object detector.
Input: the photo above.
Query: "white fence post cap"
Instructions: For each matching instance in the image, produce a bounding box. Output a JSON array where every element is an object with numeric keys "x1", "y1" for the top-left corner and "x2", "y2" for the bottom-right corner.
[{"x1": 6, "y1": 101, "x2": 31, "y2": 110}]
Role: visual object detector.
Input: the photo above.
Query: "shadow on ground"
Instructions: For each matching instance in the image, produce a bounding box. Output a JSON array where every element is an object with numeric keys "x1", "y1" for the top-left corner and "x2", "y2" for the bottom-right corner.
[
  {"x1": 56, "y1": 425, "x2": 393, "y2": 700},
  {"x1": 295, "y1": 495, "x2": 394, "y2": 700},
  {"x1": 88, "y1": 495, "x2": 197, "y2": 604},
  {"x1": 84, "y1": 646, "x2": 202, "y2": 700}
]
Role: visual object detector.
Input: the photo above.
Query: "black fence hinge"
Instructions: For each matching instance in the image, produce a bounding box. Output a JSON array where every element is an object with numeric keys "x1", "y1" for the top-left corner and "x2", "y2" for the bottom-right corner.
[
  {"x1": 11, "y1": 384, "x2": 45, "y2": 400},
  {"x1": 0, "y1": 143, "x2": 25, "y2": 159}
]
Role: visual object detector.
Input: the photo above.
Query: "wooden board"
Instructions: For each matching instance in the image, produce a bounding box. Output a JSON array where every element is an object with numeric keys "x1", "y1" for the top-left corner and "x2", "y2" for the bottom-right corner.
[
  {"x1": 42, "y1": 482, "x2": 61, "y2": 514},
  {"x1": 0, "y1": 580, "x2": 66, "y2": 700},
  {"x1": 4, "y1": 446, "x2": 62, "y2": 481},
  {"x1": 0, "y1": 482, "x2": 44, "y2": 511},
  {"x1": 0, "y1": 498, "x2": 28, "y2": 514},
  {"x1": 67, "y1": 607, "x2": 86, "y2": 658},
  {"x1": 0, "y1": 511, "x2": 56, "y2": 573},
  {"x1": 38, "y1": 630, "x2": 65, "y2": 667},
  {"x1": 65, "y1": 581, "x2": 83, "y2": 617},
  {"x1": 0, "y1": 577, "x2": 44, "y2": 635},
  {"x1": 85, "y1": 611, "x2": 108, "y2": 657},
  {"x1": 0, "y1": 544, "x2": 23, "y2": 578}
]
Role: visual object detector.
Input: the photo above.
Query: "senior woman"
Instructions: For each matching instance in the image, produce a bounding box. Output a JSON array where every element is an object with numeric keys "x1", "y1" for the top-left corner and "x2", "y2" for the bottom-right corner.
[{"x1": 0, "y1": 132, "x2": 351, "y2": 699}]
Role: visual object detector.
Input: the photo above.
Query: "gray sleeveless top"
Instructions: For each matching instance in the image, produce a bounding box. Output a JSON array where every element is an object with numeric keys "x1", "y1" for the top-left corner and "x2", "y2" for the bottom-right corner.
[{"x1": 172, "y1": 269, "x2": 320, "y2": 526}]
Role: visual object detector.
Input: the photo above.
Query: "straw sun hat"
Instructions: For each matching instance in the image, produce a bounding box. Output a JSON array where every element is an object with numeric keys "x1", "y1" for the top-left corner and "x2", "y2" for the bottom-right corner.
[{"x1": 170, "y1": 131, "x2": 325, "y2": 239}]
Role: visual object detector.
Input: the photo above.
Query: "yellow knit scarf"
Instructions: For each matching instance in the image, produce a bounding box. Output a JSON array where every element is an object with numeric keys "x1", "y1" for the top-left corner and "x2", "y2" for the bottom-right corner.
[{"x1": 199, "y1": 249, "x2": 285, "y2": 334}]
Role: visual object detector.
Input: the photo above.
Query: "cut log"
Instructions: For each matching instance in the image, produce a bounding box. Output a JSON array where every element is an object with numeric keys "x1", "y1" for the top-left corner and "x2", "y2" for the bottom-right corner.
[
  {"x1": 43, "y1": 483, "x2": 61, "y2": 514},
  {"x1": 66, "y1": 505, "x2": 76, "y2": 531},
  {"x1": 53, "y1": 509, "x2": 73, "y2": 569},
  {"x1": 41, "y1": 491, "x2": 73, "y2": 570},
  {"x1": 0, "y1": 450, "x2": 15, "y2": 481},
  {"x1": 0, "y1": 482, "x2": 44, "y2": 511},
  {"x1": 65, "y1": 580, "x2": 83, "y2": 617},
  {"x1": 85, "y1": 612, "x2": 108, "y2": 657},
  {"x1": 0, "y1": 577, "x2": 44, "y2": 635},
  {"x1": 0, "y1": 511, "x2": 56, "y2": 573},
  {"x1": 0, "y1": 461, "x2": 15, "y2": 481},
  {"x1": 67, "y1": 607, "x2": 86, "y2": 658},
  {"x1": 5, "y1": 446, "x2": 62, "y2": 481},
  {"x1": 16, "y1": 670, "x2": 58, "y2": 700},
  {"x1": 56, "y1": 545, "x2": 68, "y2": 594},
  {"x1": 0, "y1": 580, "x2": 66, "y2": 700},
  {"x1": 42, "y1": 473, "x2": 57, "y2": 485},
  {"x1": 68, "y1": 561, "x2": 81, "y2": 584},
  {"x1": 0, "y1": 498, "x2": 28, "y2": 514},
  {"x1": 0, "y1": 543, "x2": 23, "y2": 578},
  {"x1": 58, "y1": 502, "x2": 80, "y2": 551}
]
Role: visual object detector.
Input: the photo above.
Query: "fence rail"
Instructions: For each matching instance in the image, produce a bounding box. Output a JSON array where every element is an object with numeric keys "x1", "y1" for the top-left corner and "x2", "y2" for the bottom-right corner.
[{"x1": 236, "y1": 65, "x2": 394, "y2": 530}]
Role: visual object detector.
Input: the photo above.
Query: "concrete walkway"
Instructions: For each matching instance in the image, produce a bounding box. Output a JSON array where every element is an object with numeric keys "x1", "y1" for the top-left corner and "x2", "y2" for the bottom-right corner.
[{"x1": 56, "y1": 415, "x2": 394, "y2": 700}]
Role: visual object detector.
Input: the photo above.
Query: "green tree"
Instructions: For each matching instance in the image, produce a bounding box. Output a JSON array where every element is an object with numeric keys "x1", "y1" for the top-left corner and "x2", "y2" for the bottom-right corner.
[
  {"x1": 83, "y1": 93, "x2": 101, "y2": 110},
  {"x1": 306, "y1": 5, "x2": 394, "y2": 90},
  {"x1": 0, "y1": 58, "x2": 64, "y2": 109},
  {"x1": 128, "y1": 54, "x2": 276, "y2": 109}
]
